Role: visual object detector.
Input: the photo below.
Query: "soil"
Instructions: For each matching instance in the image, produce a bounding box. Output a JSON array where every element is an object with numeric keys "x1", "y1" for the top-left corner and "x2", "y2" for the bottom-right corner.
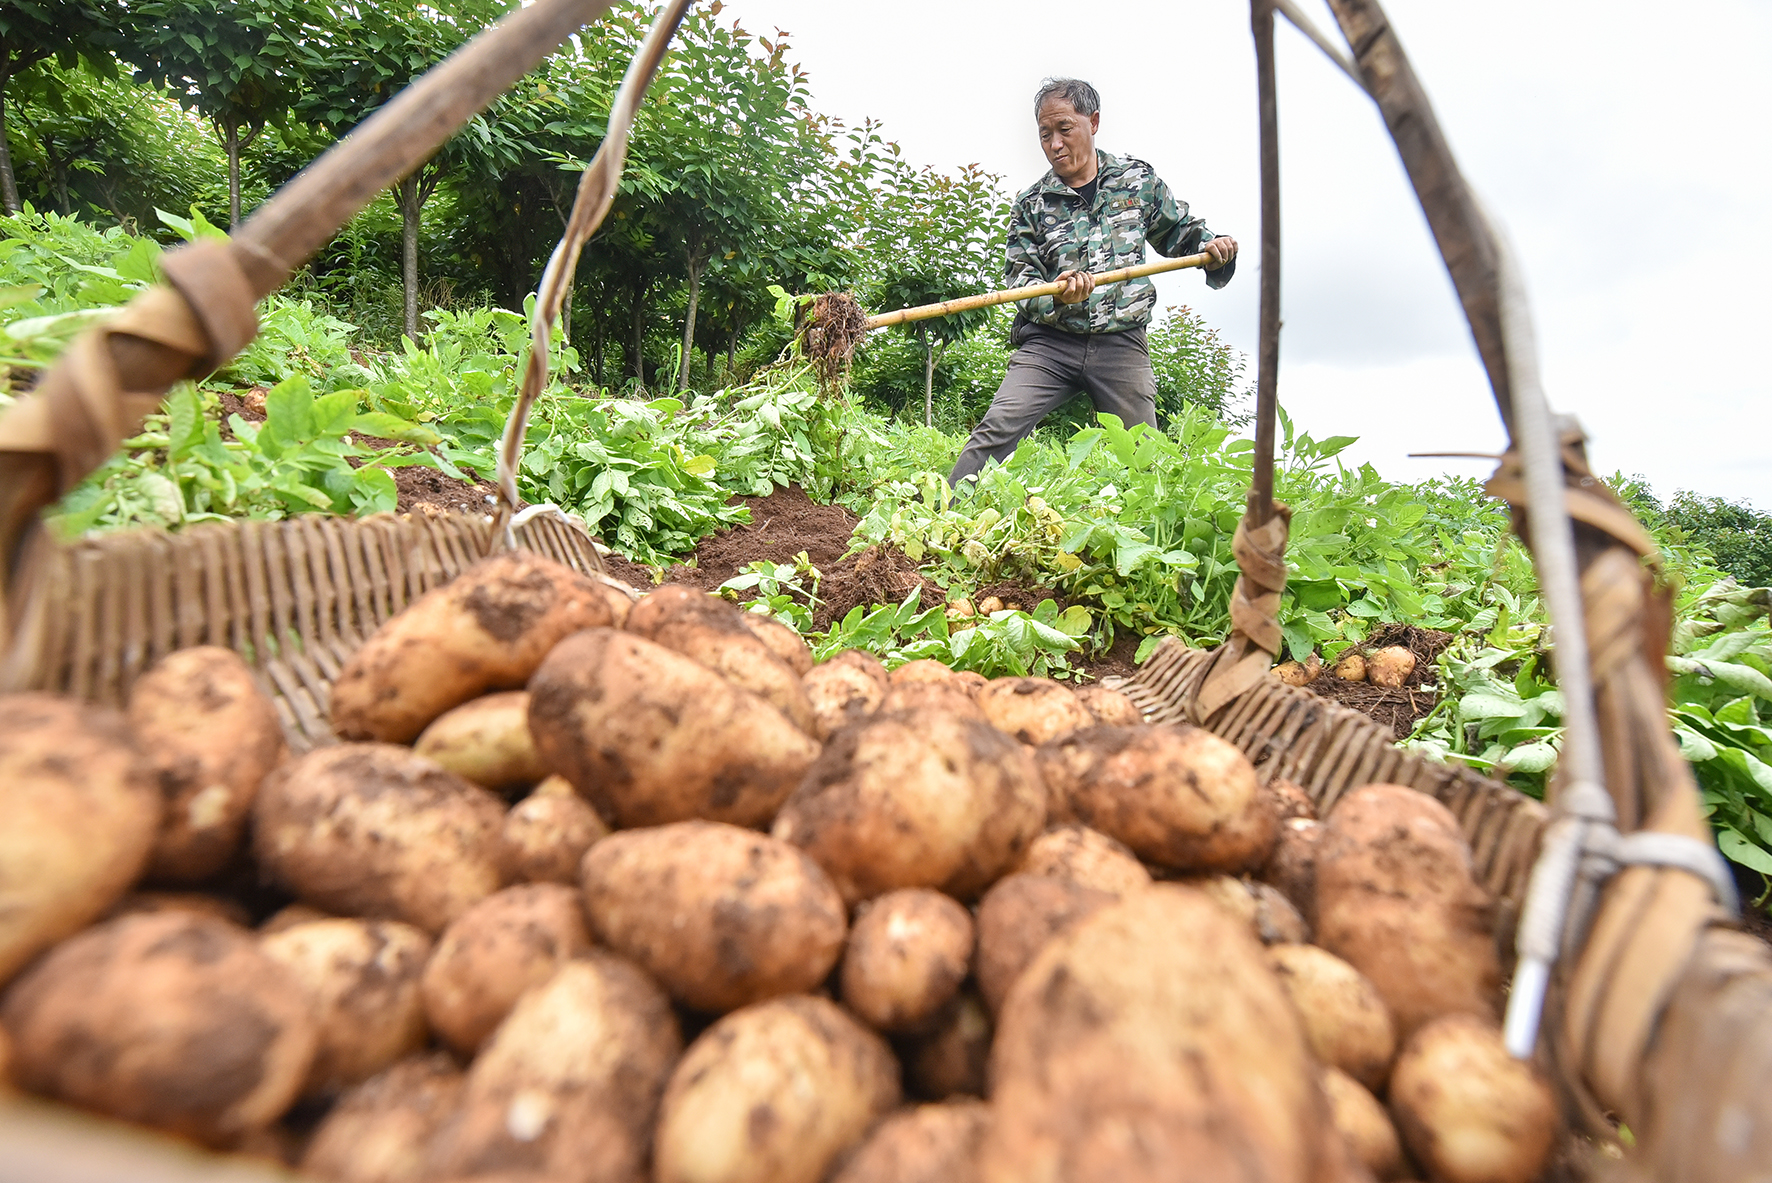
[
  {"x1": 640, "y1": 484, "x2": 942, "y2": 629},
  {"x1": 1303, "y1": 623, "x2": 1457, "y2": 740},
  {"x1": 1076, "y1": 632, "x2": 1144, "y2": 684},
  {"x1": 661, "y1": 484, "x2": 861, "y2": 591},
  {"x1": 967, "y1": 579, "x2": 1070, "y2": 615}
]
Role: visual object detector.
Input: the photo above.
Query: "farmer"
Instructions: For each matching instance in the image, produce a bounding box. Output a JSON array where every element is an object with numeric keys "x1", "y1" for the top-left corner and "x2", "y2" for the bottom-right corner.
[{"x1": 947, "y1": 78, "x2": 1239, "y2": 488}]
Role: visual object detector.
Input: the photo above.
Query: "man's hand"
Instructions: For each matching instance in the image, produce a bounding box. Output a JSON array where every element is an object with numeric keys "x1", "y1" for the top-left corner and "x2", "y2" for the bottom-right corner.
[
  {"x1": 1055, "y1": 269, "x2": 1096, "y2": 305},
  {"x1": 1203, "y1": 236, "x2": 1239, "y2": 270}
]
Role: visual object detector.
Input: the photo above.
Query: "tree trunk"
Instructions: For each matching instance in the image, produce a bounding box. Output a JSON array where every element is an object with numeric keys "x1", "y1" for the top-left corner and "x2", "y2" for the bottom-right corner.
[
  {"x1": 398, "y1": 173, "x2": 420, "y2": 342},
  {"x1": 725, "y1": 326, "x2": 738, "y2": 383},
  {"x1": 225, "y1": 121, "x2": 242, "y2": 230},
  {"x1": 629, "y1": 279, "x2": 646, "y2": 386},
  {"x1": 920, "y1": 326, "x2": 935, "y2": 428},
  {"x1": 0, "y1": 78, "x2": 20, "y2": 215},
  {"x1": 592, "y1": 318, "x2": 605, "y2": 387},
  {"x1": 50, "y1": 152, "x2": 70, "y2": 213},
  {"x1": 678, "y1": 250, "x2": 704, "y2": 392}
]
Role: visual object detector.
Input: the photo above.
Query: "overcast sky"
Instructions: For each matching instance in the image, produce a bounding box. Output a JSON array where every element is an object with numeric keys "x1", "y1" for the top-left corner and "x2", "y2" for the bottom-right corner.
[{"x1": 722, "y1": 0, "x2": 1771, "y2": 508}]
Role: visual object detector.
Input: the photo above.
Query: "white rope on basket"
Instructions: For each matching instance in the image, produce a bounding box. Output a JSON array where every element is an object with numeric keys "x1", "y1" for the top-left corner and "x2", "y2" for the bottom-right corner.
[{"x1": 492, "y1": 0, "x2": 699, "y2": 551}]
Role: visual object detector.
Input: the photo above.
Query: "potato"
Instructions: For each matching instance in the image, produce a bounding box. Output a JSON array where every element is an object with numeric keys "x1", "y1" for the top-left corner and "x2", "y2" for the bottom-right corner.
[
  {"x1": 973, "y1": 873, "x2": 1116, "y2": 1016},
  {"x1": 1388, "y1": 1015, "x2": 1556, "y2": 1183},
  {"x1": 804, "y1": 651, "x2": 889, "y2": 739},
  {"x1": 261, "y1": 918, "x2": 432, "y2": 1095},
  {"x1": 1190, "y1": 874, "x2": 1310, "y2": 945},
  {"x1": 261, "y1": 903, "x2": 333, "y2": 934},
  {"x1": 582, "y1": 821, "x2": 845, "y2": 1012},
  {"x1": 414, "y1": 691, "x2": 547, "y2": 794},
  {"x1": 110, "y1": 890, "x2": 252, "y2": 927},
  {"x1": 626, "y1": 586, "x2": 815, "y2": 732},
  {"x1": 253, "y1": 743, "x2": 507, "y2": 934},
  {"x1": 0, "y1": 1020, "x2": 13, "y2": 1091},
  {"x1": 301, "y1": 1053, "x2": 464, "y2": 1183},
  {"x1": 1041, "y1": 724, "x2": 1277, "y2": 874},
  {"x1": 594, "y1": 577, "x2": 638, "y2": 628},
  {"x1": 952, "y1": 670, "x2": 988, "y2": 698},
  {"x1": 1314, "y1": 784, "x2": 1501, "y2": 1036},
  {"x1": 1334, "y1": 651, "x2": 1368, "y2": 682},
  {"x1": 420, "y1": 883, "x2": 591, "y2": 1055},
  {"x1": 1274, "y1": 660, "x2": 1312, "y2": 686},
  {"x1": 742, "y1": 610, "x2": 814, "y2": 675},
  {"x1": 1262, "y1": 816, "x2": 1324, "y2": 921},
  {"x1": 1, "y1": 912, "x2": 316, "y2": 1145},
  {"x1": 1268, "y1": 943, "x2": 1397, "y2": 1091},
  {"x1": 904, "y1": 987, "x2": 991, "y2": 1100},
  {"x1": 877, "y1": 679, "x2": 987, "y2": 722},
  {"x1": 0, "y1": 694, "x2": 158, "y2": 987},
  {"x1": 500, "y1": 775, "x2": 609, "y2": 885},
  {"x1": 653, "y1": 995, "x2": 900, "y2": 1183},
  {"x1": 428, "y1": 955, "x2": 681, "y2": 1183},
  {"x1": 829, "y1": 1100, "x2": 990, "y2": 1183},
  {"x1": 1367, "y1": 646, "x2": 1417, "y2": 690},
  {"x1": 981, "y1": 886, "x2": 1326, "y2": 1183},
  {"x1": 1323, "y1": 1066, "x2": 1405, "y2": 1181},
  {"x1": 127, "y1": 647, "x2": 285, "y2": 882},
  {"x1": 1015, "y1": 824, "x2": 1152, "y2": 895},
  {"x1": 528, "y1": 629, "x2": 820, "y2": 829},
  {"x1": 840, "y1": 889, "x2": 974, "y2": 1033},
  {"x1": 773, "y1": 711, "x2": 1046, "y2": 905},
  {"x1": 1268, "y1": 776, "x2": 1317, "y2": 820},
  {"x1": 1073, "y1": 684, "x2": 1142, "y2": 726},
  {"x1": 976, "y1": 677, "x2": 1095, "y2": 745},
  {"x1": 331, "y1": 552, "x2": 617, "y2": 743},
  {"x1": 890, "y1": 658, "x2": 961, "y2": 686}
]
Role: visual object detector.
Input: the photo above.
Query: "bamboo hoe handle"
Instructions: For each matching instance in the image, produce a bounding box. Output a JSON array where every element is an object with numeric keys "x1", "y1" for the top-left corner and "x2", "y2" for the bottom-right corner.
[{"x1": 862, "y1": 250, "x2": 1215, "y2": 330}]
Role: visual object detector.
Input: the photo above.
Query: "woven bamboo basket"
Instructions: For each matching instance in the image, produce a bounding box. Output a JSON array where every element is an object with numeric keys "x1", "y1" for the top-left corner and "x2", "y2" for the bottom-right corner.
[
  {"x1": 1121, "y1": 641, "x2": 1548, "y2": 915},
  {"x1": 2, "y1": 511, "x2": 608, "y2": 753}
]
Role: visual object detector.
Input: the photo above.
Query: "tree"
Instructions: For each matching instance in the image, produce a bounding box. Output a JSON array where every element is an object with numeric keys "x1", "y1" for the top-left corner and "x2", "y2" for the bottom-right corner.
[
  {"x1": 631, "y1": 14, "x2": 838, "y2": 391},
  {"x1": 0, "y1": 0, "x2": 121, "y2": 214},
  {"x1": 864, "y1": 156, "x2": 1006, "y2": 425},
  {"x1": 123, "y1": 0, "x2": 317, "y2": 228},
  {"x1": 294, "y1": 1, "x2": 496, "y2": 338},
  {"x1": 1147, "y1": 304, "x2": 1250, "y2": 426}
]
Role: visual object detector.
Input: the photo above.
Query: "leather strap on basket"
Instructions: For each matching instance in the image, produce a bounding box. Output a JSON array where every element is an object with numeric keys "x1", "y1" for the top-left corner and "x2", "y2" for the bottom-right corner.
[
  {"x1": 1488, "y1": 437, "x2": 1754, "y2": 1162},
  {"x1": 0, "y1": 242, "x2": 257, "y2": 652},
  {"x1": 1191, "y1": 495, "x2": 1291, "y2": 724}
]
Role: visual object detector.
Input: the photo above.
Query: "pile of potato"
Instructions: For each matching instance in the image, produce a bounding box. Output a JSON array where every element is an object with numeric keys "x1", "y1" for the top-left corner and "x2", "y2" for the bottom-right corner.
[
  {"x1": 1276, "y1": 646, "x2": 1417, "y2": 690},
  {"x1": 0, "y1": 551, "x2": 1559, "y2": 1183}
]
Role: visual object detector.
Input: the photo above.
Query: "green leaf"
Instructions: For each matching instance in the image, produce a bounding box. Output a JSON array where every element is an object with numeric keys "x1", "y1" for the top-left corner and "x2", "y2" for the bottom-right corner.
[
  {"x1": 350, "y1": 466, "x2": 399, "y2": 515},
  {"x1": 347, "y1": 412, "x2": 442, "y2": 446},
  {"x1": 1718, "y1": 828, "x2": 1772, "y2": 874},
  {"x1": 263, "y1": 376, "x2": 314, "y2": 447},
  {"x1": 1501, "y1": 741, "x2": 1559, "y2": 775}
]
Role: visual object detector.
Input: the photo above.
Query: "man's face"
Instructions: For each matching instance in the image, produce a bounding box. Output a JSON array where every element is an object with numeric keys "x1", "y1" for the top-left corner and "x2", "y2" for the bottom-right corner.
[{"x1": 1037, "y1": 96, "x2": 1100, "y2": 185}]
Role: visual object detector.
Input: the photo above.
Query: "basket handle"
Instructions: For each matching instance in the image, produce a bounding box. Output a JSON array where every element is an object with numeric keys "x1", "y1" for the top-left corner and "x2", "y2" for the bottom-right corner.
[
  {"x1": 0, "y1": 0, "x2": 622, "y2": 636},
  {"x1": 492, "y1": 0, "x2": 698, "y2": 541}
]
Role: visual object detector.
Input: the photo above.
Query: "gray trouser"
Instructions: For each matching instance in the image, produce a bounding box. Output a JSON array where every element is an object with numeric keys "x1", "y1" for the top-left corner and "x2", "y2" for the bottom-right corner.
[{"x1": 948, "y1": 324, "x2": 1158, "y2": 487}]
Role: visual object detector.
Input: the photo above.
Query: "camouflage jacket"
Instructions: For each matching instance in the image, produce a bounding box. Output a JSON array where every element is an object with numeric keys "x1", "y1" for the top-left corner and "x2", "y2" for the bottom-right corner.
[{"x1": 1005, "y1": 150, "x2": 1234, "y2": 335}]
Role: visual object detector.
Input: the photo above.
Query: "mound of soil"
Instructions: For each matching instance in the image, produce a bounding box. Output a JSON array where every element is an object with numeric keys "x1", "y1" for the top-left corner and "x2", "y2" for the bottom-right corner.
[
  {"x1": 633, "y1": 484, "x2": 941, "y2": 629},
  {"x1": 1305, "y1": 624, "x2": 1456, "y2": 740},
  {"x1": 662, "y1": 484, "x2": 860, "y2": 591}
]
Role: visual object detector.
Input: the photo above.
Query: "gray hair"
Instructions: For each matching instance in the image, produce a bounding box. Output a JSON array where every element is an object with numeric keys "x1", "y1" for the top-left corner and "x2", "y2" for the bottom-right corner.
[{"x1": 1033, "y1": 77, "x2": 1100, "y2": 119}]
